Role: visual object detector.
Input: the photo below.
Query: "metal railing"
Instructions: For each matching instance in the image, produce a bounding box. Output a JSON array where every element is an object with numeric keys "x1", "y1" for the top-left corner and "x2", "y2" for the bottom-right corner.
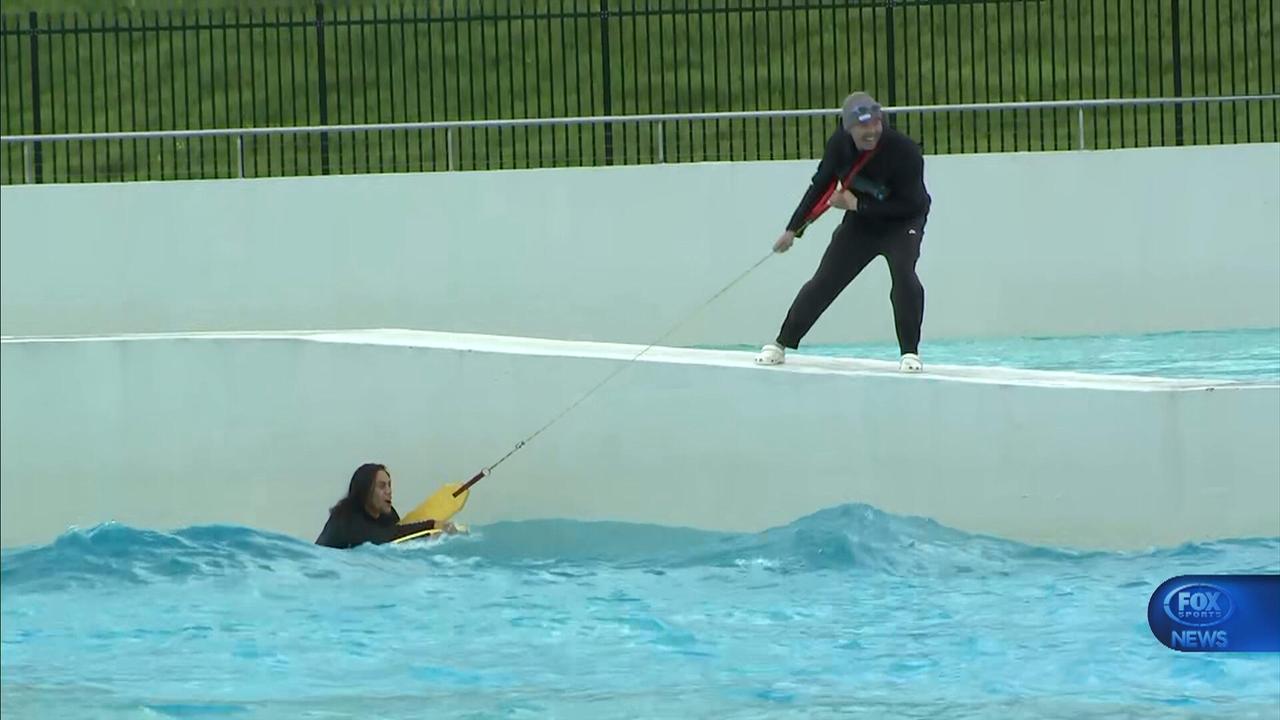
[
  {"x1": 1, "y1": 94, "x2": 1276, "y2": 184},
  {"x1": 2, "y1": 0, "x2": 1275, "y2": 183}
]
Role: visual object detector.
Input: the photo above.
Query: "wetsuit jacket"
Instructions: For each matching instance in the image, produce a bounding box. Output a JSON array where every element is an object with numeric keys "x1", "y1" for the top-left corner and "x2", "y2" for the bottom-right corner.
[
  {"x1": 786, "y1": 124, "x2": 931, "y2": 235},
  {"x1": 314, "y1": 504, "x2": 438, "y2": 549}
]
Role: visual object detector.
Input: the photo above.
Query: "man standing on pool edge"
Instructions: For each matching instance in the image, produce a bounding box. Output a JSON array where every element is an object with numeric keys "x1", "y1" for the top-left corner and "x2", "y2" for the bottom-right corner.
[{"x1": 756, "y1": 91, "x2": 932, "y2": 373}]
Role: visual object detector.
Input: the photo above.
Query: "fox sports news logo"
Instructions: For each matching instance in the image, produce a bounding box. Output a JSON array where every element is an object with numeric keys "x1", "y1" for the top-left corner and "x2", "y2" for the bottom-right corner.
[{"x1": 1163, "y1": 583, "x2": 1234, "y2": 627}]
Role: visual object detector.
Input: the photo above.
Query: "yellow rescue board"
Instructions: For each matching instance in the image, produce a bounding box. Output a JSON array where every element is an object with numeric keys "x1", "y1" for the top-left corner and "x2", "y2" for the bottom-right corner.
[
  {"x1": 391, "y1": 523, "x2": 470, "y2": 545},
  {"x1": 400, "y1": 483, "x2": 469, "y2": 524},
  {"x1": 392, "y1": 527, "x2": 441, "y2": 544}
]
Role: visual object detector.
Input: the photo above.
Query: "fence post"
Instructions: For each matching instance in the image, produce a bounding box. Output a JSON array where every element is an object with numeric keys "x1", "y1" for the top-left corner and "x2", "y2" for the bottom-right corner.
[
  {"x1": 28, "y1": 11, "x2": 42, "y2": 184},
  {"x1": 237, "y1": 135, "x2": 245, "y2": 178},
  {"x1": 1170, "y1": 0, "x2": 1184, "y2": 146},
  {"x1": 1077, "y1": 106, "x2": 1086, "y2": 150},
  {"x1": 316, "y1": 2, "x2": 331, "y2": 173},
  {"x1": 599, "y1": 3, "x2": 613, "y2": 165},
  {"x1": 656, "y1": 124, "x2": 664, "y2": 163},
  {"x1": 884, "y1": 0, "x2": 896, "y2": 107}
]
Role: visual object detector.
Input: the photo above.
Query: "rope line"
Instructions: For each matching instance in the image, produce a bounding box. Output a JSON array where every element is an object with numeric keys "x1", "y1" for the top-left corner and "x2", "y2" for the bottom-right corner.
[{"x1": 453, "y1": 249, "x2": 776, "y2": 496}]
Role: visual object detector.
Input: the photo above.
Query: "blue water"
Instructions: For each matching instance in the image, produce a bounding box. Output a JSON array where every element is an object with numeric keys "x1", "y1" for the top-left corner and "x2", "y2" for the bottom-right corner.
[
  {"x1": 706, "y1": 328, "x2": 1280, "y2": 382},
  {"x1": 3, "y1": 505, "x2": 1278, "y2": 719}
]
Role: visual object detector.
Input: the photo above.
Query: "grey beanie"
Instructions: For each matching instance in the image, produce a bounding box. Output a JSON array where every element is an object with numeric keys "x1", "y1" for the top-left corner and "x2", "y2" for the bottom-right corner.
[{"x1": 841, "y1": 91, "x2": 882, "y2": 129}]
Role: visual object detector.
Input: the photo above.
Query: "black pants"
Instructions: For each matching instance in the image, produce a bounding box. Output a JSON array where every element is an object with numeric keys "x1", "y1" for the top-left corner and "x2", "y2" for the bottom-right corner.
[{"x1": 776, "y1": 217, "x2": 926, "y2": 355}]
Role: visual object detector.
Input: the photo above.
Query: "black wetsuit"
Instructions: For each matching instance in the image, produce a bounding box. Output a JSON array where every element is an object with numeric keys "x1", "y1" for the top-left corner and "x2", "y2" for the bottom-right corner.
[
  {"x1": 314, "y1": 505, "x2": 438, "y2": 549},
  {"x1": 778, "y1": 124, "x2": 932, "y2": 355}
]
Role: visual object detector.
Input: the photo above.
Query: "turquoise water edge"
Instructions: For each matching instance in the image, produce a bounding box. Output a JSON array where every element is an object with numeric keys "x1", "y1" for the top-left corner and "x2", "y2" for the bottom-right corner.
[
  {"x1": 703, "y1": 327, "x2": 1280, "y2": 382},
  {"x1": 3, "y1": 327, "x2": 1278, "y2": 718},
  {"x1": 3, "y1": 505, "x2": 1279, "y2": 719}
]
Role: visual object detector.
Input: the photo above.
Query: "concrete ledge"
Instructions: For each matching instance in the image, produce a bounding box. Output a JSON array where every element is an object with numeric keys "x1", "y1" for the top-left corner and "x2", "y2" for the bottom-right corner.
[
  {"x1": 4, "y1": 144, "x2": 1279, "y2": 343},
  {"x1": 3, "y1": 330, "x2": 1277, "y2": 549}
]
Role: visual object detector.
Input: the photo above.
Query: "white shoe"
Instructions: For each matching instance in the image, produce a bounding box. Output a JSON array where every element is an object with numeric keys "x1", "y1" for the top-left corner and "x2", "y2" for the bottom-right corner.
[
  {"x1": 755, "y1": 343, "x2": 786, "y2": 365},
  {"x1": 899, "y1": 353, "x2": 923, "y2": 373}
]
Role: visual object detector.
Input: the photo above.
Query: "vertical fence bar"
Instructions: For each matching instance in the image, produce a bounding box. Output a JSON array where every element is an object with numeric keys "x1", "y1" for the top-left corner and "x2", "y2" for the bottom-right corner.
[
  {"x1": 721, "y1": 0, "x2": 732, "y2": 159},
  {"x1": 509, "y1": 3, "x2": 521, "y2": 168},
  {"x1": 289, "y1": 7, "x2": 300, "y2": 177},
  {"x1": 1145, "y1": 0, "x2": 1154, "y2": 146},
  {"x1": 87, "y1": 13, "x2": 98, "y2": 182},
  {"x1": 884, "y1": 0, "x2": 896, "y2": 107},
  {"x1": 599, "y1": 2, "x2": 613, "y2": 165},
  {"x1": 104, "y1": 12, "x2": 115, "y2": 180},
  {"x1": 1036, "y1": 0, "x2": 1046, "y2": 150},
  {"x1": 1264, "y1": 0, "x2": 1274, "y2": 141},
  {"x1": 1, "y1": 16, "x2": 11, "y2": 182},
  {"x1": 505, "y1": 3, "x2": 516, "y2": 169},
  {"x1": 632, "y1": 0, "x2": 641, "y2": 164},
  {"x1": 793, "y1": 2, "x2": 803, "y2": 155},
  {"x1": 1171, "y1": 0, "x2": 1183, "y2": 145},
  {"x1": 1213, "y1": 0, "x2": 1223, "y2": 143},
  {"x1": 561, "y1": 0, "x2": 577, "y2": 166},
  {"x1": 372, "y1": 4, "x2": 383, "y2": 172},
  {"x1": 47, "y1": 13, "x2": 60, "y2": 176},
  {"x1": 413, "y1": 2, "x2": 424, "y2": 172},
  {"x1": 345, "y1": 4, "x2": 357, "y2": 174},
  {"x1": 1192, "y1": 0, "x2": 1203, "y2": 143},
  {"x1": 181, "y1": 10, "x2": 192, "y2": 177},
  {"x1": 359, "y1": 4, "x2": 370, "y2": 173},
  {"x1": 737, "y1": 0, "x2": 747, "y2": 161},
  {"x1": 476, "y1": 2, "x2": 488, "y2": 170},
  {"x1": 1088, "y1": 0, "x2": 1099, "y2": 146},
  {"x1": 378, "y1": 3, "x2": 389, "y2": 170},
  {"x1": 971, "y1": 1, "x2": 979, "y2": 152},
  {"x1": 665, "y1": 0, "x2": 676, "y2": 162},
  {"x1": 789, "y1": 4, "x2": 799, "y2": 157},
  {"x1": 1022, "y1": 0, "x2": 1030, "y2": 152},
  {"x1": 271, "y1": 9, "x2": 282, "y2": 177},
  {"x1": 141, "y1": 11, "x2": 151, "y2": 180},
  {"x1": 242, "y1": 6, "x2": 255, "y2": 178},
  {"x1": 166, "y1": 10, "x2": 179, "y2": 179},
  {"x1": 110, "y1": 10, "x2": 120, "y2": 178},
  {"x1": 221, "y1": 9, "x2": 231, "y2": 176},
  {"x1": 1233, "y1": 0, "x2": 1244, "y2": 140},
  {"x1": 1102, "y1": 0, "x2": 1111, "y2": 148},
  {"x1": 28, "y1": 11, "x2": 42, "y2": 183},
  {"x1": 1078, "y1": 106, "x2": 1085, "y2": 149},
  {"x1": 928, "y1": 3, "x2": 937, "y2": 152},
  {"x1": 397, "y1": 4, "x2": 407, "y2": 172},
  {"x1": 1127, "y1": 0, "x2": 1137, "y2": 147},
  {"x1": 448, "y1": 3, "x2": 459, "y2": 169},
  {"x1": 527, "y1": 0, "x2": 537, "y2": 165},
  {"x1": 312, "y1": 4, "x2": 327, "y2": 174}
]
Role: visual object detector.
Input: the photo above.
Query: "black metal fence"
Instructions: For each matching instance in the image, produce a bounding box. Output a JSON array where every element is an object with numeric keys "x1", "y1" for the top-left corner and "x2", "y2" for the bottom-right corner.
[{"x1": 1, "y1": 0, "x2": 1276, "y2": 184}]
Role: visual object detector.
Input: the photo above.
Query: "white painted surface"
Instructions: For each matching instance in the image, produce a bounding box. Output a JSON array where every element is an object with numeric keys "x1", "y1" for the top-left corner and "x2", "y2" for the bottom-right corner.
[
  {"x1": 3, "y1": 330, "x2": 1276, "y2": 550},
  {"x1": 3, "y1": 143, "x2": 1278, "y2": 344}
]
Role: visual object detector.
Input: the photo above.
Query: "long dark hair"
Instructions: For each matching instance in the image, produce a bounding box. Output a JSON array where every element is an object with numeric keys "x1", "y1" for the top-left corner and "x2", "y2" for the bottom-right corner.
[{"x1": 330, "y1": 463, "x2": 388, "y2": 514}]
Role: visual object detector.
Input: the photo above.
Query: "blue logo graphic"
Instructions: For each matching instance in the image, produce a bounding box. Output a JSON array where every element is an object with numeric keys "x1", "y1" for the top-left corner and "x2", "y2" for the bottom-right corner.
[
  {"x1": 1162, "y1": 583, "x2": 1234, "y2": 627},
  {"x1": 1149, "y1": 575, "x2": 1280, "y2": 653}
]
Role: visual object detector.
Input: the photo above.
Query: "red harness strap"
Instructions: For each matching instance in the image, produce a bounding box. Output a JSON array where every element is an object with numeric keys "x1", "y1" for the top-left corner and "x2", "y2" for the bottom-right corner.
[{"x1": 795, "y1": 144, "x2": 880, "y2": 237}]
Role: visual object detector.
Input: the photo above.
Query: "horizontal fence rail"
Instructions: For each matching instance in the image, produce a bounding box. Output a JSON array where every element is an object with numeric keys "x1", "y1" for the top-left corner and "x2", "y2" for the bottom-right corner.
[
  {"x1": 2, "y1": 95, "x2": 1278, "y2": 183},
  {"x1": 1, "y1": 0, "x2": 1277, "y2": 184}
]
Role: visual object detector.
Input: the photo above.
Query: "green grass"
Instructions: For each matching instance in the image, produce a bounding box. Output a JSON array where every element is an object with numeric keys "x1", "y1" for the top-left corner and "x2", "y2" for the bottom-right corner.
[{"x1": 1, "y1": 0, "x2": 1276, "y2": 184}]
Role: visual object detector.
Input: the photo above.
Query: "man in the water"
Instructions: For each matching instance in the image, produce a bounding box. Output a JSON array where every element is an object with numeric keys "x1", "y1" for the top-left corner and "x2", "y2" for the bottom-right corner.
[
  {"x1": 756, "y1": 91, "x2": 932, "y2": 373},
  {"x1": 315, "y1": 463, "x2": 458, "y2": 549}
]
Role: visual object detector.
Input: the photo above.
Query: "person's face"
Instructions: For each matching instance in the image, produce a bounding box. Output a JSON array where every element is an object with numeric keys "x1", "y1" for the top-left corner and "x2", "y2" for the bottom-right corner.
[
  {"x1": 365, "y1": 469, "x2": 394, "y2": 516},
  {"x1": 850, "y1": 115, "x2": 883, "y2": 150}
]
